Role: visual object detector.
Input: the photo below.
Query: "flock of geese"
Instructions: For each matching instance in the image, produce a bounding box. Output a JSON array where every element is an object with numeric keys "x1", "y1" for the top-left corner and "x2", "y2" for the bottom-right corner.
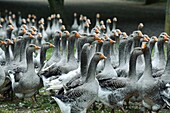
[{"x1": 0, "y1": 10, "x2": 170, "y2": 113}]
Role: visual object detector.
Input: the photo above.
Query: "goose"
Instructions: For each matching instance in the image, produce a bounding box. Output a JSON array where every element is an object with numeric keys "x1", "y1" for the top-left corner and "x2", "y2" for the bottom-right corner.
[
  {"x1": 106, "y1": 19, "x2": 112, "y2": 36},
  {"x1": 16, "y1": 32, "x2": 35, "y2": 73},
  {"x1": 39, "y1": 23, "x2": 48, "y2": 42},
  {"x1": 160, "y1": 39, "x2": 170, "y2": 107},
  {"x1": 45, "y1": 17, "x2": 52, "y2": 41},
  {"x1": 40, "y1": 31, "x2": 80, "y2": 77},
  {"x1": 95, "y1": 13, "x2": 100, "y2": 27},
  {"x1": 115, "y1": 32, "x2": 128, "y2": 77},
  {"x1": 34, "y1": 42, "x2": 55, "y2": 73},
  {"x1": 52, "y1": 52, "x2": 106, "y2": 113},
  {"x1": 152, "y1": 34, "x2": 169, "y2": 75},
  {"x1": 76, "y1": 31, "x2": 100, "y2": 62},
  {"x1": 17, "y1": 12, "x2": 22, "y2": 28},
  {"x1": 98, "y1": 46, "x2": 143, "y2": 113},
  {"x1": 43, "y1": 30, "x2": 62, "y2": 69},
  {"x1": 46, "y1": 43, "x2": 92, "y2": 93},
  {"x1": 11, "y1": 14, "x2": 18, "y2": 36},
  {"x1": 96, "y1": 38, "x2": 117, "y2": 80},
  {"x1": 111, "y1": 17, "x2": 117, "y2": 31},
  {"x1": 71, "y1": 13, "x2": 79, "y2": 31},
  {"x1": 8, "y1": 44, "x2": 41, "y2": 99},
  {"x1": 148, "y1": 36, "x2": 158, "y2": 54},
  {"x1": 54, "y1": 31, "x2": 69, "y2": 67},
  {"x1": 0, "y1": 40, "x2": 6, "y2": 65},
  {"x1": 137, "y1": 42, "x2": 165, "y2": 112},
  {"x1": 0, "y1": 24, "x2": 6, "y2": 40}
]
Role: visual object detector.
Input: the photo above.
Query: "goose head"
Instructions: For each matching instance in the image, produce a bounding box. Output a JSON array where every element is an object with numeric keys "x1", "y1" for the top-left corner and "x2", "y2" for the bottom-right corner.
[
  {"x1": 150, "y1": 36, "x2": 158, "y2": 43},
  {"x1": 141, "y1": 41, "x2": 149, "y2": 52},
  {"x1": 53, "y1": 30, "x2": 62, "y2": 40},
  {"x1": 93, "y1": 52, "x2": 107, "y2": 62},
  {"x1": 70, "y1": 31, "x2": 81, "y2": 38},
  {"x1": 60, "y1": 25, "x2": 66, "y2": 32},
  {"x1": 23, "y1": 32, "x2": 34, "y2": 41},
  {"x1": 7, "y1": 24, "x2": 14, "y2": 31},
  {"x1": 62, "y1": 31, "x2": 70, "y2": 37},
  {"x1": 39, "y1": 24, "x2": 44, "y2": 31},
  {"x1": 5, "y1": 39, "x2": 13, "y2": 46},
  {"x1": 27, "y1": 44, "x2": 41, "y2": 53},
  {"x1": 132, "y1": 30, "x2": 143, "y2": 40},
  {"x1": 91, "y1": 28, "x2": 100, "y2": 35},
  {"x1": 18, "y1": 27, "x2": 27, "y2": 36},
  {"x1": 30, "y1": 26, "x2": 37, "y2": 34},
  {"x1": 42, "y1": 42, "x2": 55, "y2": 49},
  {"x1": 36, "y1": 33, "x2": 43, "y2": 41},
  {"x1": 158, "y1": 34, "x2": 169, "y2": 44},
  {"x1": 137, "y1": 23, "x2": 144, "y2": 31},
  {"x1": 22, "y1": 18, "x2": 27, "y2": 25}
]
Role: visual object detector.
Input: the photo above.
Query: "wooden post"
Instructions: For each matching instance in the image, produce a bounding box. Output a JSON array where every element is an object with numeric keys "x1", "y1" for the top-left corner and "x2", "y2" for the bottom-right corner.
[
  {"x1": 48, "y1": 0, "x2": 64, "y2": 15},
  {"x1": 165, "y1": 0, "x2": 170, "y2": 35}
]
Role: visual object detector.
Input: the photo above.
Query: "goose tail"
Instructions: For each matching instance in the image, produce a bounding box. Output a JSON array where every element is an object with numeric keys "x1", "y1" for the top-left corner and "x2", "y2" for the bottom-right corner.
[{"x1": 51, "y1": 96, "x2": 71, "y2": 113}]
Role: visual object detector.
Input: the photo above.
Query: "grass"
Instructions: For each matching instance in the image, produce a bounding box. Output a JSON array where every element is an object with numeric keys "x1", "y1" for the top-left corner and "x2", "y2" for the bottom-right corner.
[
  {"x1": 0, "y1": 43, "x2": 169, "y2": 113},
  {"x1": 0, "y1": 89, "x2": 169, "y2": 113}
]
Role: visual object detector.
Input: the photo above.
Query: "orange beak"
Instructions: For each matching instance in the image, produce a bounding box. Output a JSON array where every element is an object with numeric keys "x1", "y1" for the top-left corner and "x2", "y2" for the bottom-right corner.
[
  {"x1": 138, "y1": 31, "x2": 143, "y2": 37},
  {"x1": 141, "y1": 43, "x2": 147, "y2": 49},
  {"x1": 98, "y1": 39, "x2": 104, "y2": 43},
  {"x1": 34, "y1": 45, "x2": 41, "y2": 50},
  {"x1": 94, "y1": 35, "x2": 101, "y2": 41},
  {"x1": 29, "y1": 34, "x2": 34, "y2": 39},
  {"x1": 8, "y1": 40, "x2": 13, "y2": 45},
  {"x1": 143, "y1": 37, "x2": 149, "y2": 42},
  {"x1": 1, "y1": 41, "x2": 6, "y2": 45},
  {"x1": 110, "y1": 39, "x2": 115, "y2": 44},
  {"x1": 105, "y1": 35, "x2": 109, "y2": 39},
  {"x1": 164, "y1": 35, "x2": 169, "y2": 42},
  {"x1": 107, "y1": 19, "x2": 111, "y2": 24},
  {"x1": 23, "y1": 29, "x2": 27, "y2": 34},
  {"x1": 65, "y1": 31, "x2": 70, "y2": 36},
  {"x1": 95, "y1": 29, "x2": 100, "y2": 34},
  {"x1": 50, "y1": 43, "x2": 55, "y2": 48},
  {"x1": 10, "y1": 25, "x2": 14, "y2": 30},
  {"x1": 75, "y1": 32, "x2": 80, "y2": 38},
  {"x1": 100, "y1": 54, "x2": 107, "y2": 59},
  {"x1": 154, "y1": 37, "x2": 158, "y2": 42}
]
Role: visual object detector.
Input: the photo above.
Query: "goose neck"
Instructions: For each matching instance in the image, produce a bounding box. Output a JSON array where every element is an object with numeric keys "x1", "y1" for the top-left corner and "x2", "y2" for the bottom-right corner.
[
  {"x1": 26, "y1": 48, "x2": 34, "y2": 71},
  {"x1": 164, "y1": 42, "x2": 170, "y2": 74},
  {"x1": 80, "y1": 49, "x2": 89, "y2": 79},
  {"x1": 119, "y1": 41, "x2": 127, "y2": 67},
  {"x1": 86, "y1": 57, "x2": 100, "y2": 82},
  {"x1": 158, "y1": 41, "x2": 165, "y2": 61},
  {"x1": 5, "y1": 45, "x2": 10, "y2": 64},
  {"x1": 40, "y1": 47, "x2": 48, "y2": 68},
  {"x1": 67, "y1": 36, "x2": 75, "y2": 61},
  {"x1": 143, "y1": 47, "x2": 152, "y2": 77},
  {"x1": 128, "y1": 50, "x2": 140, "y2": 81}
]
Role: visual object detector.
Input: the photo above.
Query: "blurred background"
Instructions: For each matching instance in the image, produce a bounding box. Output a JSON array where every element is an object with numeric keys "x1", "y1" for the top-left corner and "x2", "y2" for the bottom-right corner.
[{"x1": 0, "y1": 0, "x2": 167, "y2": 36}]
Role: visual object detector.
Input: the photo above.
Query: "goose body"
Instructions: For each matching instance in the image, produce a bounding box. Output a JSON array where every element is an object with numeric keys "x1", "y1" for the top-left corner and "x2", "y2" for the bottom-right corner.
[
  {"x1": 8, "y1": 44, "x2": 41, "y2": 99},
  {"x1": 52, "y1": 52, "x2": 106, "y2": 113},
  {"x1": 98, "y1": 47, "x2": 143, "y2": 112}
]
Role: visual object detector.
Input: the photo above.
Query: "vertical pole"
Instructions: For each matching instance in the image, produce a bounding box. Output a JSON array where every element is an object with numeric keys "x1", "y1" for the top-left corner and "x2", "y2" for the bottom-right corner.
[{"x1": 165, "y1": 0, "x2": 170, "y2": 35}]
